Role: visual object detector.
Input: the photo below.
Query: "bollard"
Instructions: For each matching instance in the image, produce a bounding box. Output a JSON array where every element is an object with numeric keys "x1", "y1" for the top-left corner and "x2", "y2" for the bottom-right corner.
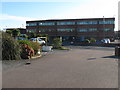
[{"x1": 115, "y1": 46, "x2": 120, "y2": 56}]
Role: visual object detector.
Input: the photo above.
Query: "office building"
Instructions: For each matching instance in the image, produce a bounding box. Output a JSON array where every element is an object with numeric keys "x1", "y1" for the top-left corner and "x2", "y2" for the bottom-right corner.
[{"x1": 26, "y1": 18, "x2": 115, "y2": 42}]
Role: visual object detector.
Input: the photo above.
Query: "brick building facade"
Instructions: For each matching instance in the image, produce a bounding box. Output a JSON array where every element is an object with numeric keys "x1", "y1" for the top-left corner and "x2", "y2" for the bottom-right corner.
[{"x1": 26, "y1": 18, "x2": 115, "y2": 42}]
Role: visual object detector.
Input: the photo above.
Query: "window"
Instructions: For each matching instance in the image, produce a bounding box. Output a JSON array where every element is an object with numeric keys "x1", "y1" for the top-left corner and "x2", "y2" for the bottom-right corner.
[
  {"x1": 26, "y1": 23, "x2": 37, "y2": 26},
  {"x1": 104, "y1": 28, "x2": 112, "y2": 32},
  {"x1": 78, "y1": 29, "x2": 88, "y2": 32},
  {"x1": 39, "y1": 29, "x2": 54, "y2": 32},
  {"x1": 39, "y1": 22, "x2": 55, "y2": 25},
  {"x1": 39, "y1": 29, "x2": 45, "y2": 32},
  {"x1": 89, "y1": 28, "x2": 97, "y2": 32},
  {"x1": 77, "y1": 21, "x2": 97, "y2": 25},
  {"x1": 99, "y1": 21, "x2": 114, "y2": 24},
  {"x1": 57, "y1": 22, "x2": 75, "y2": 25},
  {"x1": 27, "y1": 29, "x2": 36, "y2": 33},
  {"x1": 78, "y1": 28, "x2": 97, "y2": 32},
  {"x1": 57, "y1": 28, "x2": 74, "y2": 32}
]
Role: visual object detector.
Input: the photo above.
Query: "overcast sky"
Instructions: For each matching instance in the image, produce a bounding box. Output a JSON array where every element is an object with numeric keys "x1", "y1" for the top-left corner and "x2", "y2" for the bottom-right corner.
[{"x1": 1, "y1": 0, "x2": 119, "y2": 31}]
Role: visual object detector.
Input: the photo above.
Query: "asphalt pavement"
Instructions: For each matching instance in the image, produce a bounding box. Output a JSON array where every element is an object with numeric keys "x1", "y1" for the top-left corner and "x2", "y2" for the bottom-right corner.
[{"x1": 2, "y1": 46, "x2": 118, "y2": 88}]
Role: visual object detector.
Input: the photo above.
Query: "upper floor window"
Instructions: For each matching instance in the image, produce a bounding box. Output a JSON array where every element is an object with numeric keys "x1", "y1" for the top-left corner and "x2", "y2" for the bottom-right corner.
[
  {"x1": 39, "y1": 29, "x2": 55, "y2": 32},
  {"x1": 77, "y1": 21, "x2": 97, "y2": 25},
  {"x1": 39, "y1": 22, "x2": 55, "y2": 25},
  {"x1": 57, "y1": 28, "x2": 75, "y2": 32},
  {"x1": 78, "y1": 29, "x2": 87, "y2": 32},
  {"x1": 104, "y1": 28, "x2": 113, "y2": 32},
  {"x1": 57, "y1": 22, "x2": 75, "y2": 25},
  {"x1": 99, "y1": 21, "x2": 114, "y2": 24},
  {"x1": 26, "y1": 23, "x2": 37, "y2": 26},
  {"x1": 27, "y1": 29, "x2": 36, "y2": 33},
  {"x1": 78, "y1": 28, "x2": 97, "y2": 32},
  {"x1": 89, "y1": 28, "x2": 97, "y2": 31}
]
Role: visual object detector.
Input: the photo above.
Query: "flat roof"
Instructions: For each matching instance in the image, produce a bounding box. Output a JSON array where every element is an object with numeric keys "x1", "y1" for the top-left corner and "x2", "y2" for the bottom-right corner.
[
  {"x1": 6, "y1": 28, "x2": 26, "y2": 29},
  {"x1": 26, "y1": 17, "x2": 115, "y2": 22}
]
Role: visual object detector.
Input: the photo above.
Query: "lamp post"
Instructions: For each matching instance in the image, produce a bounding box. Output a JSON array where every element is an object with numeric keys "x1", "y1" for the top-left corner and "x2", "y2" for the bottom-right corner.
[{"x1": 103, "y1": 16, "x2": 105, "y2": 39}]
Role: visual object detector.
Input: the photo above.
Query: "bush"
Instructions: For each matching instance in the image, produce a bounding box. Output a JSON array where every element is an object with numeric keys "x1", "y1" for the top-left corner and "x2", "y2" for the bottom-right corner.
[
  {"x1": 84, "y1": 39, "x2": 90, "y2": 43},
  {"x1": 6, "y1": 30, "x2": 12, "y2": 36},
  {"x1": 17, "y1": 39, "x2": 32, "y2": 46},
  {"x1": 2, "y1": 32, "x2": 21, "y2": 60},
  {"x1": 20, "y1": 44, "x2": 30, "y2": 59},
  {"x1": 19, "y1": 34, "x2": 28, "y2": 38},
  {"x1": 30, "y1": 42, "x2": 41, "y2": 54},
  {"x1": 20, "y1": 44, "x2": 35, "y2": 59},
  {"x1": 17, "y1": 40, "x2": 40, "y2": 54},
  {"x1": 53, "y1": 38, "x2": 62, "y2": 48},
  {"x1": 90, "y1": 38, "x2": 96, "y2": 43},
  {"x1": 28, "y1": 33, "x2": 37, "y2": 39}
]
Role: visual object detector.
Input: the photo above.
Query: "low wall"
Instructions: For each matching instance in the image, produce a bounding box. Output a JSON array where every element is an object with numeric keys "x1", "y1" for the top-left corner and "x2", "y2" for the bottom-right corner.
[{"x1": 74, "y1": 42, "x2": 116, "y2": 47}]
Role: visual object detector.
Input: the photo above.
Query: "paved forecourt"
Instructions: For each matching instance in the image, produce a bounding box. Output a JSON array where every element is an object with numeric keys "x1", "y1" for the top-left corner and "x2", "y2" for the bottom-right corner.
[{"x1": 2, "y1": 46, "x2": 118, "y2": 88}]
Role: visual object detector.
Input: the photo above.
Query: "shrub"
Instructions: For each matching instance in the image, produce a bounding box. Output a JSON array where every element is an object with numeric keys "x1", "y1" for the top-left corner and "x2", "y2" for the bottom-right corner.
[
  {"x1": 90, "y1": 38, "x2": 96, "y2": 43},
  {"x1": 19, "y1": 34, "x2": 28, "y2": 38},
  {"x1": 12, "y1": 29, "x2": 20, "y2": 38},
  {"x1": 17, "y1": 40, "x2": 40, "y2": 54},
  {"x1": 53, "y1": 38, "x2": 62, "y2": 48},
  {"x1": 2, "y1": 32, "x2": 21, "y2": 60},
  {"x1": 20, "y1": 44, "x2": 29, "y2": 59},
  {"x1": 84, "y1": 39, "x2": 90, "y2": 43},
  {"x1": 30, "y1": 42, "x2": 41, "y2": 54},
  {"x1": 28, "y1": 33, "x2": 37, "y2": 38},
  {"x1": 20, "y1": 44, "x2": 35, "y2": 59},
  {"x1": 17, "y1": 39, "x2": 32, "y2": 46},
  {"x1": 6, "y1": 30, "x2": 12, "y2": 36}
]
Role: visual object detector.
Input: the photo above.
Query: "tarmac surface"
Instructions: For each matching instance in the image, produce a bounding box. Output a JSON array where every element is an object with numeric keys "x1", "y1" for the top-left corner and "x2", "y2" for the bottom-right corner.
[{"x1": 2, "y1": 46, "x2": 118, "y2": 88}]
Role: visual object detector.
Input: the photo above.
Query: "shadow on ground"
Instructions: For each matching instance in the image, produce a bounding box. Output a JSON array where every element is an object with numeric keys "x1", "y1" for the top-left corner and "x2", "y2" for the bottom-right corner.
[
  {"x1": 87, "y1": 58, "x2": 97, "y2": 60},
  {"x1": 87, "y1": 56, "x2": 119, "y2": 61},
  {"x1": 102, "y1": 55, "x2": 120, "y2": 59}
]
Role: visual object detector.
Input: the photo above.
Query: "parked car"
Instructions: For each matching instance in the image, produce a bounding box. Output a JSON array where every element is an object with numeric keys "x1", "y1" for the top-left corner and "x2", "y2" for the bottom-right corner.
[
  {"x1": 101, "y1": 38, "x2": 110, "y2": 43},
  {"x1": 16, "y1": 37, "x2": 27, "y2": 40},
  {"x1": 96, "y1": 40, "x2": 103, "y2": 43},
  {"x1": 29, "y1": 38, "x2": 45, "y2": 45}
]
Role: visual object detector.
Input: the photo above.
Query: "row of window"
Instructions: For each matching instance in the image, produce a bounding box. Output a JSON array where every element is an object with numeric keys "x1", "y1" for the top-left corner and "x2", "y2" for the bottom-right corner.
[
  {"x1": 57, "y1": 22, "x2": 75, "y2": 25},
  {"x1": 38, "y1": 29, "x2": 54, "y2": 32},
  {"x1": 57, "y1": 28, "x2": 74, "y2": 32},
  {"x1": 78, "y1": 28, "x2": 113, "y2": 32},
  {"x1": 27, "y1": 29, "x2": 36, "y2": 33},
  {"x1": 26, "y1": 23, "x2": 37, "y2": 26},
  {"x1": 78, "y1": 28, "x2": 98, "y2": 32},
  {"x1": 77, "y1": 21, "x2": 97, "y2": 25},
  {"x1": 26, "y1": 20, "x2": 114, "y2": 26},
  {"x1": 99, "y1": 21, "x2": 114, "y2": 24},
  {"x1": 39, "y1": 22, "x2": 55, "y2": 26},
  {"x1": 104, "y1": 28, "x2": 112, "y2": 32},
  {"x1": 27, "y1": 28, "x2": 112, "y2": 33}
]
